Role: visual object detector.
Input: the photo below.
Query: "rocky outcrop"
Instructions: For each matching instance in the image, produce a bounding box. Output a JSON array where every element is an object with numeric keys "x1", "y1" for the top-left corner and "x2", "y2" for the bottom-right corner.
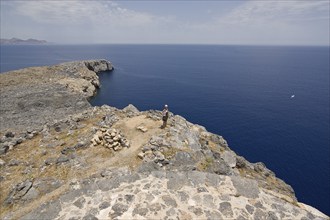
[
  {"x1": 84, "y1": 60, "x2": 113, "y2": 73},
  {"x1": 0, "y1": 60, "x2": 113, "y2": 133},
  {"x1": 0, "y1": 38, "x2": 47, "y2": 45},
  {"x1": 19, "y1": 168, "x2": 327, "y2": 220},
  {"x1": 0, "y1": 61, "x2": 328, "y2": 219}
]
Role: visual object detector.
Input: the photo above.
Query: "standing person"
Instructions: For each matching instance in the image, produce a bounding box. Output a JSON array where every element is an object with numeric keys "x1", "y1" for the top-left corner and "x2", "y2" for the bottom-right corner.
[{"x1": 161, "y1": 104, "x2": 169, "y2": 128}]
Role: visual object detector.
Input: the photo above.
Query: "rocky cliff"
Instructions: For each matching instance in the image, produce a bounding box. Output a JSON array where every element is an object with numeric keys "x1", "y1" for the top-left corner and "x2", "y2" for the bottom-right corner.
[{"x1": 0, "y1": 60, "x2": 328, "y2": 220}]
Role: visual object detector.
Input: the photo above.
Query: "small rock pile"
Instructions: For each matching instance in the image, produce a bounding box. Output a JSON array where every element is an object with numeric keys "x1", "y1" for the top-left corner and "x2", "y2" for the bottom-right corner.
[
  {"x1": 137, "y1": 145, "x2": 169, "y2": 167},
  {"x1": 90, "y1": 128, "x2": 130, "y2": 151}
]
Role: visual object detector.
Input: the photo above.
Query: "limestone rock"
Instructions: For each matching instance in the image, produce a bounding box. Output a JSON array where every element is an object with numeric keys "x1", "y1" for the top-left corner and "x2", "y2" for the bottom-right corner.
[
  {"x1": 208, "y1": 159, "x2": 232, "y2": 175},
  {"x1": 8, "y1": 159, "x2": 20, "y2": 166},
  {"x1": 84, "y1": 60, "x2": 113, "y2": 73},
  {"x1": 0, "y1": 61, "x2": 327, "y2": 220},
  {"x1": 4, "y1": 180, "x2": 33, "y2": 205},
  {"x1": 0, "y1": 159, "x2": 6, "y2": 166},
  {"x1": 122, "y1": 104, "x2": 139, "y2": 117},
  {"x1": 138, "y1": 152, "x2": 145, "y2": 159},
  {"x1": 136, "y1": 125, "x2": 148, "y2": 133},
  {"x1": 0, "y1": 143, "x2": 9, "y2": 155},
  {"x1": 56, "y1": 155, "x2": 70, "y2": 164},
  {"x1": 0, "y1": 59, "x2": 113, "y2": 133},
  {"x1": 90, "y1": 128, "x2": 130, "y2": 153},
  {"x1": 236, "y1": 156, "x2": 248, "y2": 168},
  {"x1": 5, "y1": 131, "x2": 15, "y2": 138},
  {"x1": 222, "y1": 151, "x2": 237, "y2": 168},
  {"x1": 17, "y1": 170, "x2": 329, "y2": 220},
  {"x1": 21, "y1": 187, "x2": 39, "y2": 201}
]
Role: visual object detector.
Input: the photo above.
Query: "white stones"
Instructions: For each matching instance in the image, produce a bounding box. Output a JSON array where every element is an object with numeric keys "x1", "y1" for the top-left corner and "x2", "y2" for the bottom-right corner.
[
  {"x1": 136, "y1": 125, "x2": 148, "y2": 133},
  {"x1": 138, "y1": 152, "x2": 145, "y2": 159},
  {"x1": 137, "y1": 146, "x2": 166, "y2": 164},
  {"x1": 121, "y1": 140, "x2": 131, "y2": 148},
  {"x1": 90, "y1": 128, "x2": 130, "y2": 151}
]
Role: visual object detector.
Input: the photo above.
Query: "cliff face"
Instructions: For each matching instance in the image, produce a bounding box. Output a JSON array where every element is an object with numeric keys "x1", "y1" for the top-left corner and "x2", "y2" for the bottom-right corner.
[{"x1": 0, "y1": 60, "x2": 327, "y2": 220}]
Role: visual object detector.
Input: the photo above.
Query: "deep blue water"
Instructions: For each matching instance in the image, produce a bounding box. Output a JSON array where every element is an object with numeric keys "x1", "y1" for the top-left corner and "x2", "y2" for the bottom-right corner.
[{"x1": 1, "y1": 44, "x2": 329, "y2": 215}]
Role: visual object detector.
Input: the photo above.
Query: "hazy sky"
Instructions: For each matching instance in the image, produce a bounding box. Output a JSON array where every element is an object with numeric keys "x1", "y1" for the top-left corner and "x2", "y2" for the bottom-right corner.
[{"x1": 1, "y1": 0, "x2": 329, "y2": 45}]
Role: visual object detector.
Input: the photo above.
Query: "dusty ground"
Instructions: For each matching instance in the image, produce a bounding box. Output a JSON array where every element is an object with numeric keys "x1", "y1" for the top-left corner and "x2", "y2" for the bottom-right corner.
[{"x1": 0, "y1": 112, "x2": 166, "y2": 219}]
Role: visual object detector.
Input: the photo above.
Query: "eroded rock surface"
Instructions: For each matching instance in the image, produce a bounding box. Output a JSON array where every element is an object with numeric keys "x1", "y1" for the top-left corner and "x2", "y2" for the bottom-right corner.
[
  {"x1": 19, "y1": 169, "x2": 328, "y2": 220},
  {"x1": 0, "y1": 60, "x2": 327, "y2": 220},
  {"x1": 0, "y1": 60, "x2": 113, "y2": 133}
]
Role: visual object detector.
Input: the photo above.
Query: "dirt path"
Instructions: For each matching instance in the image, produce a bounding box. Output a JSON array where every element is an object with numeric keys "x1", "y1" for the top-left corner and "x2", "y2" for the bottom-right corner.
[
  {"x1": 80, "y1": 114, "x2": 165, "y2": 176},
  {"x1": 108, "y1": 114, "x2": 163, "y2": 168}
]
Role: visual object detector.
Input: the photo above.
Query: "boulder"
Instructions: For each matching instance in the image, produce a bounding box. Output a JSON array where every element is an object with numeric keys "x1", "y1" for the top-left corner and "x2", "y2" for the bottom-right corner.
[
  {"x1": 122, "y1": 104, "x2": 139, "y2": 117},
  {"x1": 136, "y1": 126, "x2": 148, "y2": 133},
  {"x1": 208, "y1": 160, "x2": 231, "y2": 175},
  {"x1": 56, "y1": 155, "x2": 70, "y2": 164},
  {"x1": 236, "y1": 156, "x2": 248, "y2": 168},
  {"x1": 121, "y1": 140, "x2": 131, "y2": 148},
  {"x1": 110, "y1": 132, "x2": 116, "y2": 137},
  {"x1": 254, "y1": 162, "x2": 266, "y2": 172},
  {"x1": 5, "y1": 131, "x2": 15, "y2": 138},
  {"x1": 169, "y1": 151, "x2": 196, "y2": 171},
  {"x1": 222, "y1": 151, "x2": 237, "y2": 168},
  {"x1": 138, "y1": 152, "x2": 145, "y2": 159},
  {"x1": 0, "y1": 143, "x2": 9, "y2": 155},
  {"x1": 154, "y1": 151, "x2": 165, "y2": 163},
  {"x1": 231, "y1": 176, "x2": 260, "y2": 198},
  {"x1": 8, "y1": 159, "x2": 20, "y2": 166},
  {"x1": 22, "y1": 187, "x2": 40, "y2": 201},
  {"x1": 75, "y1": 141, "x2": 87, "y2": 149},
  {"x1": 44, "y1": 158, "x2": 56, "y2": 166},
  {"x1": 84, "y1": 60, "x2": 113, "y2": 73},
  {"x1": 61, "y1": 147, "x2": 75, "y2": 155},
  {"x1": 4, "y1": 180, "x2": 33, "y2": 205}
]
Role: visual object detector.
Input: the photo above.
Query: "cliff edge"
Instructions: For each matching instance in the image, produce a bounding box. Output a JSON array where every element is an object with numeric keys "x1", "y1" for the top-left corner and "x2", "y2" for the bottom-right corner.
[{"x1": 0, "y1": 60, "x2": 328, "y2": 220}]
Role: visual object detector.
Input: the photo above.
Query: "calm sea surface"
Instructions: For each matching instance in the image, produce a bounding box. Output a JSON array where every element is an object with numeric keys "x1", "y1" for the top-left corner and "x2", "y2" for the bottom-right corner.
[{"x1": 1, "y1": 44, "x2": 329, "y2": 214}]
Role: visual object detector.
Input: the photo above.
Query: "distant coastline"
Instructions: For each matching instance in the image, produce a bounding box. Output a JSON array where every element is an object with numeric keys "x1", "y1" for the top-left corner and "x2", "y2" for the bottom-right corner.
[{"x1": 0, "y1": 37, "x2": 48, "y2": 45}]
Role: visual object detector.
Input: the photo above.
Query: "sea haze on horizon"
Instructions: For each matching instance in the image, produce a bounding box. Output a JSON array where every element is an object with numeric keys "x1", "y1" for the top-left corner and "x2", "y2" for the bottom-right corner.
[{"x1": 1, "y1": 44, "x2": 329, "y2": 215}]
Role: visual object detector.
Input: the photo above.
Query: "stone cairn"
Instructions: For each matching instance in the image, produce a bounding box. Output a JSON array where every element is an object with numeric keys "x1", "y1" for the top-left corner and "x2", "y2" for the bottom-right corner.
[{"x1": 90, "y1": 128, "x2": 130, "y2": 151}]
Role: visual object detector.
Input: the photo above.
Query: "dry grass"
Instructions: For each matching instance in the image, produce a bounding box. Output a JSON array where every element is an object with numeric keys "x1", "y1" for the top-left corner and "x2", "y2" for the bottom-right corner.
[
  {"x1": 162, "y1": 147, "x2": 179, "y2": 159},
  {"x1": 197, "y1": 157, "x2": 214, "y2": 171},
  {"x1": 237, "y1": 166, "x2": 298, "y2": 206},
  {"x1": 207, "y1": 140, "x2": 223, "y2": 153},
  {"x1": 0, "y1": 112, "x2": 167, "y2": 218},
  {"x1": 0, "y1": 115, "x2": 107, "y2": 217}
]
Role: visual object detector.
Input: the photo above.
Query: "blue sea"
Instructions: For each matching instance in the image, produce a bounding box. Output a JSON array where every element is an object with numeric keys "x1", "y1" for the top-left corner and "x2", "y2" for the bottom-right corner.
[{"x1": 1, "y1": 44, "x2": 329, "y2": 215}]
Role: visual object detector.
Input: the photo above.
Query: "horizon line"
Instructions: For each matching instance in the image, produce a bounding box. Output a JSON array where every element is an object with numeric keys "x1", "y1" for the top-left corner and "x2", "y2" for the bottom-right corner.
[{"x1": 1, "y1": 42, "x2": 329, "y2": 47}]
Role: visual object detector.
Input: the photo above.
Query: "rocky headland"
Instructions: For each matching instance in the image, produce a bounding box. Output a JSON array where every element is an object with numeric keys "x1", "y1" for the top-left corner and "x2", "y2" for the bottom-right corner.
[
  {"x1": 0, "y1": 60, "x2": 328, "y2": 220},
  {"x1": 0, "y1": 38, "x2": 48, "y2": 45}
]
